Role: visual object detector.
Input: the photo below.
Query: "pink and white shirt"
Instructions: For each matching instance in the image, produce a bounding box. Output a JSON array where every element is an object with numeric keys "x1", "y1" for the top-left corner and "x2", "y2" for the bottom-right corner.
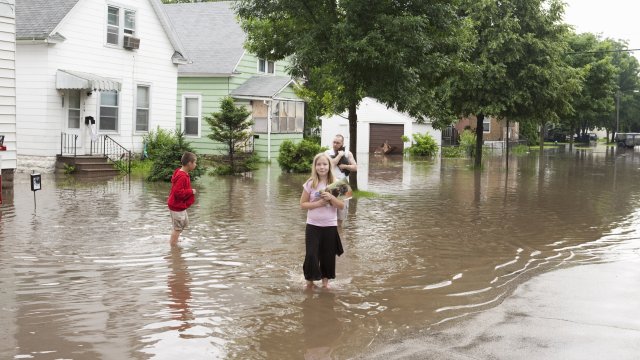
[{"x1": 303, "y1": 179, "x2": 338, "y2": 227}]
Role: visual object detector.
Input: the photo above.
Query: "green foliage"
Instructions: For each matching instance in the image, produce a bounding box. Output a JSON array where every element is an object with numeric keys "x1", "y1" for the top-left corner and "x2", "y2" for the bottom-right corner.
[
  {"x1": 147, "y1": 130, "x2": 205, "y2": 182},
  {"x1": 204, "y1": 97, "x2": 254, "y2": 174},
  {"x1": 143, "y1": 127, "x2": 176, "y2": 160},
  {"x1": 459, "y1": 130, "x2": 477, "y2": 157},
  {"x1": 512, "y1": 145, "x2": 530, "y2": 155},
  {"x1": 519, "y1": 120, "x2": 540, "y2": 146},
  {"x1": 212, "y1": 154, "x2": 261, "y2": 176},
  {"x1": 63, "y1": 163, "x2": 76, "y2": 174},
  {"x1": 277, "y1": 139, "x2": 327, "y2": 173},
  {"x1": 441, "y1": 146, "x2": 464, "y2": 158},
  {"x1": 404, "y1": 133, "x2": 439, "y2": 157},
  {"x1": 130, "y1": 159, "x2": 153, "y2": 177},
  {"x1": 401, "y1": 135, "x2": 409, "y2": 143}
]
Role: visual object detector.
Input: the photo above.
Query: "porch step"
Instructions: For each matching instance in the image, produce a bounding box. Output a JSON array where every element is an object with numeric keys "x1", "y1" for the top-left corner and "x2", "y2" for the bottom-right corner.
[{"x1": 56, "y1": 155, "x2": 121, "y2": 178}]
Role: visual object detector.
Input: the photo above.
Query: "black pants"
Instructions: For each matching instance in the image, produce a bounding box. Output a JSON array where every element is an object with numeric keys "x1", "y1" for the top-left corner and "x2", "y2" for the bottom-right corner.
[{"x1": 303, "y1": 224, "x2": 343, "y2": 281}]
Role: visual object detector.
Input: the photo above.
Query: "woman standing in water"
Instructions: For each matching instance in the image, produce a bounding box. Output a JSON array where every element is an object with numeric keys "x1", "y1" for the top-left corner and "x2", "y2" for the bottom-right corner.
[{"x1": 300, "y1": 153, "x2": 345, "y2": 289}]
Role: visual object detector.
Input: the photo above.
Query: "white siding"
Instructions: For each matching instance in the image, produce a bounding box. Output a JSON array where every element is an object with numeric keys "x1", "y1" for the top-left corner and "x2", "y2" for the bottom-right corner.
[
  {"x1": 0, "y1": 1, "x2": 15, "y2": 170},
  {"x1": 321, "y1": 97, "x2": 441, "y2": 154},
  {"x1": 15, "y1": 0, "x2": 179, "y2": 166}
]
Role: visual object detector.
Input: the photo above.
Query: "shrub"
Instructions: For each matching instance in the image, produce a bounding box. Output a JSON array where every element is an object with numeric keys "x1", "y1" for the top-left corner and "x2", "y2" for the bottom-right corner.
[
  {"x1": 212, "y1": 153, "x2": 261, "y2": 175},
  {"x1": 147, "y1": 130, "x2": 206, "y2": 182},
  {"x1": 404, "y1": 132, "x2": 439, "y2": 157},
  {"x1": 441, "y1": 146, "x2": 464, "y2": 158},
  {"x1": 459, "y1": 129, "x2": 476, "y2": 157},
  {"x1": 278, "y1": 139, "x2": 327, "y2": 173},
  {"x1": 143, "y1": 127, "x2": 176, "y2": 160}
]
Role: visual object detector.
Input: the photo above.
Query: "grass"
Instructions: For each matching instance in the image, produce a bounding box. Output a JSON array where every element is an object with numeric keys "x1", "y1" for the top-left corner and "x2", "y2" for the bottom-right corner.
[
  {"x1": 352, "y1": 190, "x2": 380, "y2": 199},
  {"x1": 130, "y1": 159, "x2": 153, "y2": 177}
]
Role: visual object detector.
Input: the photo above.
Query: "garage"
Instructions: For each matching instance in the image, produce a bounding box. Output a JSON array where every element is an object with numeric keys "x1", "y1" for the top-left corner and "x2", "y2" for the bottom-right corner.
[{"x1": 369, "y1": 123, "x2": 404, "y2": 154}]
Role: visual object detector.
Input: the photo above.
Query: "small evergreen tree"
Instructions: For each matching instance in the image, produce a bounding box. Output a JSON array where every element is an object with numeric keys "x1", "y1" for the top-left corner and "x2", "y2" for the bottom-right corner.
[{"x1": 205, "y1": 97, "x2": 254, "y2": 174}]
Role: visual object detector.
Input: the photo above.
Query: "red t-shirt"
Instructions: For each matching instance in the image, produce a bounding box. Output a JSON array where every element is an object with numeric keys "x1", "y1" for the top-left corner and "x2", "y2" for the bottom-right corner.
[{"x1": 167, "y1": 168, "x2": 195, "y2": 211}]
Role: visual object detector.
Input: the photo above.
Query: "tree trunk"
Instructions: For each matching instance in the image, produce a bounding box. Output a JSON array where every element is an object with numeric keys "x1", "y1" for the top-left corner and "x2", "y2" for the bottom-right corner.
[
  {"x1": 569, "y1": 124, "x2": 575, "y2": 151},
  {"x1": 505, "y1": 118, "x2": 509, "y2": 172},
  {"x1": 474, "y1": 114, "x2": 484, "y2": 168},
  {"x1": 348, "y1": 100, "x2": 358, "y2": 190}
]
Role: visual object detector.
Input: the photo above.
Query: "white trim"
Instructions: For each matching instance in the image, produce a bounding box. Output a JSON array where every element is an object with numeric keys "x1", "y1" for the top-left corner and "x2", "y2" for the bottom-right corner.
[
  {"x1": 231, "y1": 50, "x2": 246, "y2": 73},
  {"x1": 181, "y1": 93, "x2": 201, "y2": 138},
  {"x1": 98, "y1": 90, "x2": 120, "y2": 133},
  {"x1": 257, "y1": 58, "x2": 276, "y2": 75},
  {"x1": 134, "y1": 83, "x2": 151, "y2": 133},
  {"x1": 104, "y1": 2, "x2": 138, "y2": 48},
  {"x1": 483, "y1": 117, "x2": 491, "y2": 133}
]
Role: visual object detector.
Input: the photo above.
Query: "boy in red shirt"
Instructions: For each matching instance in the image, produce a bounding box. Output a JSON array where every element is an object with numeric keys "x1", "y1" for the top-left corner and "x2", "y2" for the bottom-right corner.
[{"x1": 167, "y1": 152, "x2": 197, "y2": 246}]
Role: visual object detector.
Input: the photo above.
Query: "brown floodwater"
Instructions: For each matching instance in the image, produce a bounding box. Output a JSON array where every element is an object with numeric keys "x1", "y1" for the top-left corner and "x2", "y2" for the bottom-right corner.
[{"x1": 1, "y1": 145, "x2": 640, "y2": 359}]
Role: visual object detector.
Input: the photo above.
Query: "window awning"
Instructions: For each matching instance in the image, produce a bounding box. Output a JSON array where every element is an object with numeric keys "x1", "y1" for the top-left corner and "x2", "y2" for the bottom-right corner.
[{"x1": 56, "y1": 70, "x2": 121, "y2": 92}]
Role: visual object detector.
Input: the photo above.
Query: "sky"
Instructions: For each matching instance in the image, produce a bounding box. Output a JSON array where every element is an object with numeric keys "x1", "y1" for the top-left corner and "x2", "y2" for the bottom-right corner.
[{"x1": 563, "y1": 0, "x2": 640, "y2": 61}]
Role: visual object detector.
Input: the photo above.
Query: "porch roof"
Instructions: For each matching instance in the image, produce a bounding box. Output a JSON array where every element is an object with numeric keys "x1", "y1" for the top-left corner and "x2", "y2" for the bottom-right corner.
[
  {"x1": 230, "y1": 76, "x2": 295, "y2": 100},
  {"x1": 56, "y1": 70, "x2": 121, "y2": 92}
]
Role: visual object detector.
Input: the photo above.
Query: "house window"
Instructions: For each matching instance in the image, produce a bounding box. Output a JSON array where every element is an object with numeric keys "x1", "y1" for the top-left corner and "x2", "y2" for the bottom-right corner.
[
  {"x1": 106, "y1": 6, "x2": 119, "y2": 45},
  {"x1": 68, "y1": 90, "x2": 81, "y2": 129},
  {"x1": 483, "y1": 118, "x2": 491, "y2": 133},
  {"x1": 124, "y1": 10, "x2": 136, "y2": 36},
  {"x1": 270, "y1": 100, "x2": 304, "y2": 133},
  {"x1": 182, "y1": 95, "x2": 201, "y2": 136},
  {"x1": 99, "y1": 91, "x2": 119, "y2": 131},
  {"x1": 258, "y1": 58, "x2": 275, "y2": 74},
  {"x1": 106, "y1": 5, "x2": 136, "y2": 45},
  {"x1": 136, "y1": 85, "x2": 149, "y2": 132}
]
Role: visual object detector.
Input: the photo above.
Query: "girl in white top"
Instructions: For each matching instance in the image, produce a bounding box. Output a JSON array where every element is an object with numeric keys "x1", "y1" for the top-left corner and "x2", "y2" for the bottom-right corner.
[{"x1": 300, "y1": 153, "x2": 345, "y2": 288}]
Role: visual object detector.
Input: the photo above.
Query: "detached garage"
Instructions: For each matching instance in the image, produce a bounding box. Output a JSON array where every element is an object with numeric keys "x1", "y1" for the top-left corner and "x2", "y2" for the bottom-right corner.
[{"x1": 321, "y1": 97, "x2": 441, "y2": 155}]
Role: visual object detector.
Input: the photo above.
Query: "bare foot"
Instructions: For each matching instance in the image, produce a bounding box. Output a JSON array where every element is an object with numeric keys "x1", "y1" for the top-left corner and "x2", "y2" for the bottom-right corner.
[
  {"x1": 321, "y1": 279, "x2": 329, "y2": 288},
  {"x1": 305, "y1": 281, "x2": 315, "y2": 289}
]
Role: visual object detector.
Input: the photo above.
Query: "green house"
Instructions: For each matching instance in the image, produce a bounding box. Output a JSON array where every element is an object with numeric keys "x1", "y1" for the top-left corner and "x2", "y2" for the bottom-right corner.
[{"x1": 164, "y1": 2, "x2": 304, "y2": 161}]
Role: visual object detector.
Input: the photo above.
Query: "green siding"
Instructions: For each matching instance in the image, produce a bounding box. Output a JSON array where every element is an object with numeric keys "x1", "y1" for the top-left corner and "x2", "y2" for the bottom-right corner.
[
  {"x1": 176, "y1": 53, "x2": 303, "y2": 155},
  {"x1": 275, "y1": 85, "x2": 299, "y2": 100},
  {"x1": 254, "y1": 133, "x2": 303, "y2": 161}
]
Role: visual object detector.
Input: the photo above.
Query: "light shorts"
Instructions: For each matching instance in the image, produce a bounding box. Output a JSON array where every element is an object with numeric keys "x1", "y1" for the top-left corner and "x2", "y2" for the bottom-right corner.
[
  {"x1": 337, "y1": 199, "x2": 349, "y2": 221},
  {"x1": 170, "y1": 210, "x2": 189, "y2": 231}
]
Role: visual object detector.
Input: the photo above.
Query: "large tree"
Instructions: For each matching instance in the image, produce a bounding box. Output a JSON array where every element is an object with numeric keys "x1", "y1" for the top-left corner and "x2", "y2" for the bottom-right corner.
[
  {"x1": 236, "y1": 0, "x2": 467, "y2": 189},
  {"x1": 562, "y1": 33, "x2": 617, "y2": 147},
  {"x1": 446, "y1": 0, "x2": 575, "y2": 166}
]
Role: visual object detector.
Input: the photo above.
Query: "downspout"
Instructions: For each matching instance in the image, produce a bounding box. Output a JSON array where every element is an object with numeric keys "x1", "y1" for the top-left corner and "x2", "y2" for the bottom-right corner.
[{"x1": 267, "y1": 100, "x2": 272, "y2": 162}]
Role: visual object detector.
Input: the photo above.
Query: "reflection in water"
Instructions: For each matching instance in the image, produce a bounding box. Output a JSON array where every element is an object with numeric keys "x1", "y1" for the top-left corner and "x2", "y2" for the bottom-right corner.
[
  {"x1": 2, "y1": 146, "x2": 640, "y2": 359},
  {"x1": 167, "y1": 246, "x2": 193, "y2": 334},
  {"x1": 302, "y1": 290, "x2": 342, "y2": 360}
]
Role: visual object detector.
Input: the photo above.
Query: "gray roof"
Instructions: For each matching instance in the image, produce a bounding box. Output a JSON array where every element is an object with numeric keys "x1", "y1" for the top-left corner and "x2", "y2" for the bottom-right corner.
[
  {"x1": 164, "y1": 2, "x2": 245, "y2": 75},
  {"x1": 230, "y1": 76, "x2": 294, "y2": 99},
  {"x1": 16, "y1": 0, "x2": 80, "y2": 39}
]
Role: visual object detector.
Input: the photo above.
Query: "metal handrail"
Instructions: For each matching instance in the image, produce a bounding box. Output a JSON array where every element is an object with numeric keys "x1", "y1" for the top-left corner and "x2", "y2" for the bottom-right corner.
[
  {"x1": 60, "y1": 132, "x2": 78, "y2": 157},
  {"x1": 102, "y1": 135, "x2": 132, "y2": 174}
]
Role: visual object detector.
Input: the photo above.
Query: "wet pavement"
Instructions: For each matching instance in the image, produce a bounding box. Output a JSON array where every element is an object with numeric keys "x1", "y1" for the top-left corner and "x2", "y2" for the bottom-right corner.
[{"x1": 1, "y1": 145, "x2": 640, "y2": 359}]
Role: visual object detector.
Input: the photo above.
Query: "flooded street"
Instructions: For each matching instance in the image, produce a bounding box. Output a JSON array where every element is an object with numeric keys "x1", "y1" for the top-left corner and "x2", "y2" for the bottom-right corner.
[{"x1": 2, "y1": 146, "x2": 640, "y2": 359}]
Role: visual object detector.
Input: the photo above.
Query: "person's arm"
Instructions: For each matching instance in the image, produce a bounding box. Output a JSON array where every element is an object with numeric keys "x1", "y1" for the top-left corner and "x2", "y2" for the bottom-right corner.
[
  {"x1": 327, "y1": 150, "x2": 344, "y2": 167},
  {"x1": 300, "y1": 189, "x2": 328, "y2": 210},
  {"x1": 173, "y1": 177, "x2": 195, "y2": 200},
  {"x1": 339, "y1": 151, "x2": 358, "y2": 173},
  {"x1": 320, "y1": 191, "x2": 344, "y2": 210}
]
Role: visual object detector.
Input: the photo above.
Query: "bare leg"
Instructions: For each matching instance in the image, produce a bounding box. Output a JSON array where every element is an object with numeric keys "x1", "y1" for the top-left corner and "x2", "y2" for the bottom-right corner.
[
  {"x1": 322, "y1": 278, "x2": 329, "y2": 288},
  {"x1": 170, "y1": 230, "x2": 181, "y2": 246},
  {"x1": 305, "y1": 280, "x2": 315, "y2": 289}
]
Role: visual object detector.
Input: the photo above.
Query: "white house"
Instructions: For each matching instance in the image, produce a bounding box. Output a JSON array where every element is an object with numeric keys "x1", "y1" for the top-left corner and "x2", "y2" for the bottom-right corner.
[
  {"x1": 321, "y1": 97, "x2": 441, "y2": 155},
  {"x1": 15, "y1": 0, "x2": 187, "y2": 172},
  {"x1": 0, "y1": 0, "x2": 16, "y2": 183}
]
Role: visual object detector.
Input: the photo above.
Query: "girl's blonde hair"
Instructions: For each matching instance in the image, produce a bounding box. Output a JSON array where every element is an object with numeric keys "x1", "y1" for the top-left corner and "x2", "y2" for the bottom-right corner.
[{"x1": 308, "y1": 152, "x2": 335, "y2": 188}]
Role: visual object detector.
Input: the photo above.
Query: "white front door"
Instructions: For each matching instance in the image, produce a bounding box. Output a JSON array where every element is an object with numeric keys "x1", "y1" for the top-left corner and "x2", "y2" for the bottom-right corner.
[{"x1": 64, "y1": 90, "x2": 84, "y2": 154}]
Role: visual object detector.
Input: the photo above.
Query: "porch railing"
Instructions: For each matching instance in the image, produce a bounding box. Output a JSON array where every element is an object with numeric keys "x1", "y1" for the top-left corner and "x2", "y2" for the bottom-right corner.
[
  {"x1": 60, "y1": 132, "x2": 78, "y2": 157},
  {"x1": 91, "y1": 135, "x2": 131, "y2": 174}
]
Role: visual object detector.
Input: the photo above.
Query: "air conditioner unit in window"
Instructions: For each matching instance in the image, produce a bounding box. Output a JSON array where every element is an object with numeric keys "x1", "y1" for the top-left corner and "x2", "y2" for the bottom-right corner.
[{"x1": 123, "y1": 36, "x2": 140, "y2": 50}]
